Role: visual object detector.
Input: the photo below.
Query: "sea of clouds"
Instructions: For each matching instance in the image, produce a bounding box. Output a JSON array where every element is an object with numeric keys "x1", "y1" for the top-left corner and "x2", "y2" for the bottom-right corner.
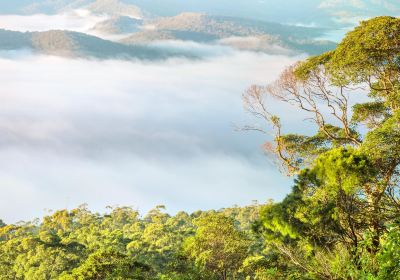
[
  {"x1": 0, "y1": 10, "x2": 317, "y2": 223},
  {"x1": 0, "y1": 47, "x2": 309, "y2": 223}
]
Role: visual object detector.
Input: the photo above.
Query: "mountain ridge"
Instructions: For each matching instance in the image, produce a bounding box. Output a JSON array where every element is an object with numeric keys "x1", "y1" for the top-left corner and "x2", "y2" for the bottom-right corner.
[
  {"x1": 119, "y1": 13, "x2": 336, "y2": 55},
  {"x1": 0, "y1": 29, "x2": 198, "y2": 60}
]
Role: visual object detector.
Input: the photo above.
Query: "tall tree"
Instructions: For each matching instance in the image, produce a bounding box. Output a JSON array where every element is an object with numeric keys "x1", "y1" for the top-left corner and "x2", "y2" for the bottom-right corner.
[{"x1": 244, "y1": 16, "x2": 400, "y2": 278}]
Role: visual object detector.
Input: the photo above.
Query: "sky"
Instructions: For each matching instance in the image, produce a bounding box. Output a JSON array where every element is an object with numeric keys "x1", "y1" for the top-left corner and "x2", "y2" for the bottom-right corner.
[
  {"x1": 0, "y1": 0, "x2": 398, "y2": 223},
  {"x1": 0, "y1": 0, "x2": 399, "y2": 27}
]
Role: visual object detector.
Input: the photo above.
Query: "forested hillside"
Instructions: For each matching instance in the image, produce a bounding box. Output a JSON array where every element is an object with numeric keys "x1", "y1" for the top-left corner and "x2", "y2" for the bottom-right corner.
[
  {"x1": 0, "y1": 29, "x2": 197, "y2": 59},
  {"x1": 0, "y1": 204, "x2": 266, "y2": 279},
  {"x1": 1, "y1": 15, "x2": 400, "y2": 280}
]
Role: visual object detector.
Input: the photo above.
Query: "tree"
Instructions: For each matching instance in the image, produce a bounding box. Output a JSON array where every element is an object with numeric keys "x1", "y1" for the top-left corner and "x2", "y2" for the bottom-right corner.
[
  {"x1": 183, "y1": 213, "x2": 250, "y2": 280},
  {"x1": 376, "y1": 221, "x2": 400, "y2": 279},
  {"x1": 60, "y1": 249, "x2": 153, "y2": 280},
  {"x1": 244, "y1": 16, "x2": 400, "y2": 278},
  {"x1": 0, "y1": 205, "x2": 267, "y2": 279}
]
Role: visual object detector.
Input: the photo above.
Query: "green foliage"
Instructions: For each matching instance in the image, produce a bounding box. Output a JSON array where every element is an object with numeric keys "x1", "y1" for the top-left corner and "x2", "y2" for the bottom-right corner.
[
  {"x1": 251, "y1": 16, "x2": 400, "y2": 280},
  {"x1": 294, "y1": 51, "x2": 333, "y2": 81},
  {"x1": 376, "y1": 222, "x2": 400, "y2": 279},
  {"x1": 310, "y1": 147, "x2": 375, "y2": 194},
  {"x1": 351, "y1": 102, "x2": 389, "y2": 129},
  {"x1": 183, "y1": 213, "x2": 251, "y2": 279},
  {"x1": 362, "y1": 111, "x2": 400, "y2": 164},
  {"x1": 329, "y1": 16, "x2": 400, "y2": 85},
  {"x1": 60, "y1": 249, "x2": 152, "y2": 280},
  {"x1": 0, "y1": 204, "x2": 265, "y2": 280}
]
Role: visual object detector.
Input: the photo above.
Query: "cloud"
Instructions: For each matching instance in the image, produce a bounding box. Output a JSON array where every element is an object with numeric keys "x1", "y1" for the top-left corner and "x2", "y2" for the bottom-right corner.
[
  {"x1": 318, "y1": 0, "x2": 366, "y2": 9},
  {"x1": 217, "y1": 36, "x2": 295, "y2": 56},
  {"x1": 370, "y1": 0, "x2": 400, "y2": 12},
  {"x1": 0, "y1": 46, "x2": 302, "y2": 223},
  {"x1": 318, "y1": 0, "x2": 400, "y2": 25},
  {"x1": 0, "y1": 9, "x2": 105, "y2": 34}
]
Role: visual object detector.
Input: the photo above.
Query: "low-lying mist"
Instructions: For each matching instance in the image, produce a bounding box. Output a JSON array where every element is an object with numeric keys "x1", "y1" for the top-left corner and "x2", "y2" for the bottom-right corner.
[
  {"x1": 0, "y1": 44, "x2": 302, "y2": 223},
  {"x1": 0, "y1": 10, "x2": 105, "y2": 33}
]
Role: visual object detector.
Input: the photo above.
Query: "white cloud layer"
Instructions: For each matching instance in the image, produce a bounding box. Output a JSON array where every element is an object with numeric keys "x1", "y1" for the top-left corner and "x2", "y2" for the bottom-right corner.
[
  {"x1": 0, "y1": 9, "x2": 105, "y2": 34},
  {"x1": 0, "y1": 47, "x2": 302, "y2": 223}
]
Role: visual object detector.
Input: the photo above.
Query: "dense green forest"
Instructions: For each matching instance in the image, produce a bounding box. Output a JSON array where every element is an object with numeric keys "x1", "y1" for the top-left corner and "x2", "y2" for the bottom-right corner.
[{"x1": 1, "y1": 16, "x2": 400, "y2": 279}]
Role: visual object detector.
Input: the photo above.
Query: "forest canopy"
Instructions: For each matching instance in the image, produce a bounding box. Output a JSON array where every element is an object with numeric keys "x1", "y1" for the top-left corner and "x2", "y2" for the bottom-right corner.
[{"x1": 1, "y1": 16, "x2": 400, "y2": 280}]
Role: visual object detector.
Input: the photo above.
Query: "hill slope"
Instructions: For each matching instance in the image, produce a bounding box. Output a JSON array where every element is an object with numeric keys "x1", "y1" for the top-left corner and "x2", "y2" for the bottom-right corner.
[
  {"x1": 121, "y1": 13, "x2": 336, "y2": 55},
  {"x1": 0, "y1": 29, "x2": 195, "y2": 60},
  {"x1": 86, "y1": 0, "x2": 143, "y2": 18},
  {"x1": 91, "y1": 16, "x2": 143, "y2": 35}
]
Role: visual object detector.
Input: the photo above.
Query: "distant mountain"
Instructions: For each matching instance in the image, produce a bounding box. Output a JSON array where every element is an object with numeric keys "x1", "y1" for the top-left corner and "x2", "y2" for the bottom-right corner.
[
  {"x1": 91, "y1": 16, "x2": 143, "y2": 35},
  {"x1": 0, "y1": 29, "x2": 32, "y2": 50},
  {"x1": 0, "y1": 29, "x2": 197, "y2": 60},
  {"x1": 16, "y1": 0, "x2": 144, "y2": 18},
  {"x1": 2, "y1": 0, "x2": 399, "y2": 31},
  {"x1": 0, "y1": 4, "x2": 338, "y2": 57},
  {"x1": 0, "y1": 26, "x2": 333, "y2": 61},
  {"x1": 121, "y1": 13, "x2": 336, "y2": 55},
  {"x1": 121, "y1": 30, "x2": 218, "y2": 44},
  {"x1": 19, "y1": 0, "x2": 94, "y2": 14},
  {"x1": 86, "y1": 0, "x2": 143, "y2": 18},
  {"x1": 216, "y1": 36, "x2": 304, "y2": 56},
  {"x1": 148, "y1": 13, "x2": 326, "y2": 39}
]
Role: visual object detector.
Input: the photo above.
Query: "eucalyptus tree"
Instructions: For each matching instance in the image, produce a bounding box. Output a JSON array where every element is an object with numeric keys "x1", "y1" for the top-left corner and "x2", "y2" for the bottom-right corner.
[{"x1": 244, "y1": 16, "x2": 400, "y2": 278}]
